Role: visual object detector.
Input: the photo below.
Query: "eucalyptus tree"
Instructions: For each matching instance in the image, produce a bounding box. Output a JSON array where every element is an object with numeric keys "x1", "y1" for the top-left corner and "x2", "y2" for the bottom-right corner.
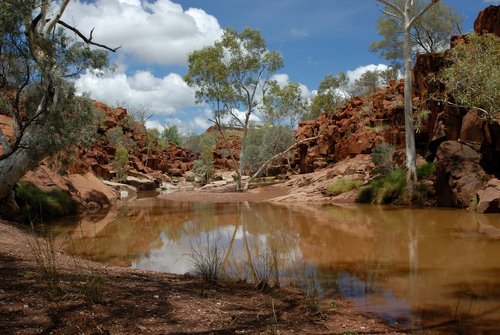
[
  {"x1": 306, "y1": 73, "x2": 349, "y2": 119},
  {"x1": 371, "y1": 0, "x2": 462, "y2": 67},
  {"x1": 440, "y1": 33, "x2": 500, "y2": 122},
  {"x1": 0, "y1": 0, "x2": 118, "y2": 204},
  {"x1": 263, "y1": 82, "x2": 308, "y2": 128},
  {"x1": 184, "y1": 27, "x2": 283, "y2": 190},
  {"x1": 375, "y1": 0, "x2": 440, "y2": 199}
]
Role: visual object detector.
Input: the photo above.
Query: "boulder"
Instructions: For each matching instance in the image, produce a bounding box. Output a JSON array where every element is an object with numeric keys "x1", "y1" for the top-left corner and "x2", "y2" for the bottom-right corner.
[
  {"x1": 125, "y1": 175, "x2": 159, "y2": 191},
  {"x1": 67, "y1": 172, "x2": 118, "y2": 208},
  {"x1": 476, "y1": 179, "x2": 500, "y2": 213},
  {"x1": 435, "y1": 140, "x2": 486, "y2": 208}
]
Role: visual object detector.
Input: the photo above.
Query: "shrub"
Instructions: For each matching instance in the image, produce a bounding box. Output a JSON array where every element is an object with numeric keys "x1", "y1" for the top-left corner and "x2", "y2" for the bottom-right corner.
[
  {"x1": 357, "y1": 168, "x2": 433, "y2": 205},
  {"x1": 326, "y1": 178, "x2": 364, "y2": 196},
  {"x1": 371, "y1": 142, "x2": 395, "y2": 175},
  {"x1": 417, "y1": 162, "x2": 435, "y2": 179},
  {"x1": 193, "y1": 134, "x2": 216, "y2": 184},
  {"x1": 112, "y1": 145, "x2": 129, "y2": 181},
  {"x1": 356, "y1": 169, "x2": 406, "y2": 204},
  {"x1": 16, "y1": 182, "x2": 79, "y2": 222}
]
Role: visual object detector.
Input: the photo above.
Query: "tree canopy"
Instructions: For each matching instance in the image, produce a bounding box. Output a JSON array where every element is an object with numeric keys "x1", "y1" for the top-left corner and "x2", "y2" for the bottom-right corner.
[
  {"x1": 0, "y1": 0, "x2": 115, "y2": 203},
  {"x1": 184, "y1": 27, "x2": 283, "y2": 190},
  {"x1": 440, "y1": 33, "x2": 500, "y2": 122},
  {"x1": 371, "y1": 0, "x2": 462, "y2": 67}
]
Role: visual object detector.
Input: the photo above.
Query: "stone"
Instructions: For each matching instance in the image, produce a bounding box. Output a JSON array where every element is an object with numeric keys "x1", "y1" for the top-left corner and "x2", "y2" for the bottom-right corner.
[
  {"x1": 476, "y1": 179, "x2": 500, "y2": 213},
  {"x1": 435, "y1": 141, "x2": 486, "y2": 208},
  {"x1": 125, "y1": 176, "x2": 159, "y2": 191},
  {"x1": 474, "y1": 5, "x2": 500, "y2": 37}
]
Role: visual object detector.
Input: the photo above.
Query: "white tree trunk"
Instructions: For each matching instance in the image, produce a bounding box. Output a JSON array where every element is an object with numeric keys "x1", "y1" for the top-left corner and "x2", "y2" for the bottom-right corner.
[
  {"x1": 0, "y1": 147, "x2": 43, "y2": 201},
  {"x1": 403, "y1": 8, "x2": 417, "y2": 199}
]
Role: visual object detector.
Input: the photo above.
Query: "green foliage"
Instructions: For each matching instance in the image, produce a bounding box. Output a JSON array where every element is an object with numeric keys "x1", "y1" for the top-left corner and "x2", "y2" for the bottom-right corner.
[
  {"x1": 351, "y1": 67, "x2": 399, "y2": 97},
  {"x1": 241, "y1": 125, "x2": 294, "y2": 175},
  {"x1": 162, "y1": 125, "x2": 181, "y2": 146},
  {"x1": 105, "y1": 126, "x2": 136, "y2": 151},
  {"x1": 0, "y1": 1, "x2": 113, "y2": 201},
  {"x1": 439, "y1": 33, "x2": 500, "y2": 121},
  {"x1": 15, "y1": 182, "x2": 78, "y2": 223},
  {"x1": 263, "y1": 82, "x2": 308, "y2": 127},
  {"x1": 112, "y1": 145, "x2": 129, "y2": 182},
  {"x1": 417, "y1": 162, "x2": 435, "y2": 179},
  {"x1": 326, "y1": 178, "x2": 364, "y2": 197},
  {"x1": 305, "y1": 73, "x2": 349, "y2": 120},
  {"x1": 184, "y1": 27, "x2": 283, "y2": 189},
  {"x1": 371, "y1": 0, "x2": 463, "y2": 66},
  {"x1": 357, "y1": 169, "x2": 406, "y2": 204},
  {"x1": 371, "y1": 143, "x2": 395, "y2": 176},
  {"x1": 357, "y1": 167, "x2": 432, "y2": 205},
  {"x1": 193, "y1": 134, "x2": 216, "y2": 184},
  {"x1": 145, "y1": 128, "x2": 167, "y2": 153}
]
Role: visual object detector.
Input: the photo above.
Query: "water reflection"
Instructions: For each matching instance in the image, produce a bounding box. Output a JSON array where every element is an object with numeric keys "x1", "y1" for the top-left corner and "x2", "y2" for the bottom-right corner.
[{"x1": 51, "y1": 199, "x2": 500, "y2": 333}]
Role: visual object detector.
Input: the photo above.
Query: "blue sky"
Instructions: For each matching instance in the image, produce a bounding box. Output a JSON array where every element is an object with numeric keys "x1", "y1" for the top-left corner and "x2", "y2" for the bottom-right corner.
[{"x1": 61, "y1": 0, "x2": 497, "y2": 133}]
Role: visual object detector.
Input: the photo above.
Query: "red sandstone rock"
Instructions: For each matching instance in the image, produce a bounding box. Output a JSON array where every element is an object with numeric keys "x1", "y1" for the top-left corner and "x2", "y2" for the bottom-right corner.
[
  {"x1": 476, "y1": 179, "x2": 500, "y2": 213},
  {"x1": 474, "y1": 5, "x2": 500, "y2": 37}
]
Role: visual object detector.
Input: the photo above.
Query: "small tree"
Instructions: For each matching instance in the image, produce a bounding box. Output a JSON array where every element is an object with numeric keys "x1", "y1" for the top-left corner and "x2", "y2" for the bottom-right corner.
[
  {"x1": 439, "y1": 33, "x2": 500, "y2": 122},
  {"x1": 112, "y1": 145, "x2": 129, "y2": 182},
  {"x1": 193, "y1": 134, "x2": 216, "y2": 184},
  {"x1": 184, "y1": 27, "x2": 283, "y2": 190},
  {"x1": 162, "y1": 125, "x2": 181, "y2": 146},
  {"x1": 375, "y1": 0, "x2": 440, "y2": 199},
  {"x1": 306, "y1": 73, "x2": 349, "y2": 119},
  {"x1": 263, "y1": 82, "x2": 308, "y2": 128}
]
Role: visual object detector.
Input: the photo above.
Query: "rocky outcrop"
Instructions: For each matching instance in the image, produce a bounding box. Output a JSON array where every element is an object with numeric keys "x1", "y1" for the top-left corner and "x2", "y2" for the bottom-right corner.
[
  {"x1": 293, "y1": 82, "x2": 407, "y2": 173},
  {"x1": 474, "y1": 5, "x2": 500, "y2": 37},
  {"x1": 21, "y1": 164, "x2": 118, "y2": 210},
  {"x1": 83, "y1": 101, "x2": 196, "y2": 184}
]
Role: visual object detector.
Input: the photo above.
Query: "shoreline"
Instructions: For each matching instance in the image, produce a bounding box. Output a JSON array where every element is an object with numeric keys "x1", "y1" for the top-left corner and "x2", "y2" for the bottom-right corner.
[{"x1": 0, "y1": 216, "x2": 406, "y2": 334}]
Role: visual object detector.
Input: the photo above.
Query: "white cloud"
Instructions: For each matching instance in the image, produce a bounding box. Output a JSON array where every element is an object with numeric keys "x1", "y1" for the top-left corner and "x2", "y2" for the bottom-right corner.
[
  {"x1": 271, "y1": 73, "x2": 313, "y2": 100},
  {"x1": 345, "y1": 64, "x2": 391, "y2": 85},
  {"x1": 75, "y1": 70, "x2": 195, "y2": 115},
  {"x1": 483, "y1": 0, "x2": 500, "y2": 4},
  {"x1": 290, "y1": 28, "x2": 309, "y2": 38},
  {"x1": 145, "y1": 119, "x2": 165, "y2": 132},
  {"x1": 62, "y1": 0, "x2": 223, "y2": 65}
]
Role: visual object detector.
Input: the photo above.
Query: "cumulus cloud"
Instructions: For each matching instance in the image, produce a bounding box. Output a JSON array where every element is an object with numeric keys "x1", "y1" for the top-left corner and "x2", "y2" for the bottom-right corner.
[
  {"x1": 75, "y1": 70, "x2": 195, "y2": 115},
  {"x1": 62, "y1": 0, "x2": 223, "y2": 65},
  {"x1": 345, "y1": 64, "x2": 392, "y2": 85},
  {"x1": 271, "y1": 73, "x2": 314, "y2": 100}
]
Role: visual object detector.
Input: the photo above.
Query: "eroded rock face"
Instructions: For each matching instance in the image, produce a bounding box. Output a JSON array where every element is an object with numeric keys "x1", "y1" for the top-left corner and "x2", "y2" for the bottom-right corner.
[
  {"x1": 435, "y1": 141, "x2": 487, "y2": 208},
  {"x1": 474, "y1": 5, "x2": 500, "y2": 37},
  {"x1": 293, "y1": 82, "x2": 407, "y2": 172},
  {"x1": 476, "y1": 179, "x2": 500, "y2": 213}
]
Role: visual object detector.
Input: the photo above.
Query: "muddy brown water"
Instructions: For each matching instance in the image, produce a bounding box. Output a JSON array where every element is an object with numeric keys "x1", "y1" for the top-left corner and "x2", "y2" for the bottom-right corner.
[{"x1": 50, "y1": 197, "x2": 500, "y2": 333}]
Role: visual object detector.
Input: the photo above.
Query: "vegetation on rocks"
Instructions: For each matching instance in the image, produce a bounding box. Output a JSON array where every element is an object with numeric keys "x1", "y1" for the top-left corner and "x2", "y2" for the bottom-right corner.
[{"x1": 15, "y1": 182, "x2": 78, "y2": 222}]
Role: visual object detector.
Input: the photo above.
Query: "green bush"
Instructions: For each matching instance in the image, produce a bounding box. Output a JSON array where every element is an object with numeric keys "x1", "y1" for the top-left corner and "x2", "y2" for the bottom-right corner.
[
  {"x1": 112, "y1": 145, "x2": 129, "y2": 182},
  {"x1": 357, "y1": 168, "x2": 433, "y2": 205},
  {"x1": 326, "y1": 178, "x2": 364, "y2": 196},
  {"x1": 371, "y1": 142, "x2": 395, "y2": 175},
  {"x1": 16, "y1": 182, "x2": 78, "y2": 222},
  {"x1": 356, "y1": 169, "x2": 405, "y2": 204},
  {"x1": 417, "y1": 162, "x2": 435, "y2": 179}
]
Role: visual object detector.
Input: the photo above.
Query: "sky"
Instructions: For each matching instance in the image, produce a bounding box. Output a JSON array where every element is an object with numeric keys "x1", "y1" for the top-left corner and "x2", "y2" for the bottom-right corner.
[{"x1": 60, "y1": 0, "x2": 498, "y2": 134}]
